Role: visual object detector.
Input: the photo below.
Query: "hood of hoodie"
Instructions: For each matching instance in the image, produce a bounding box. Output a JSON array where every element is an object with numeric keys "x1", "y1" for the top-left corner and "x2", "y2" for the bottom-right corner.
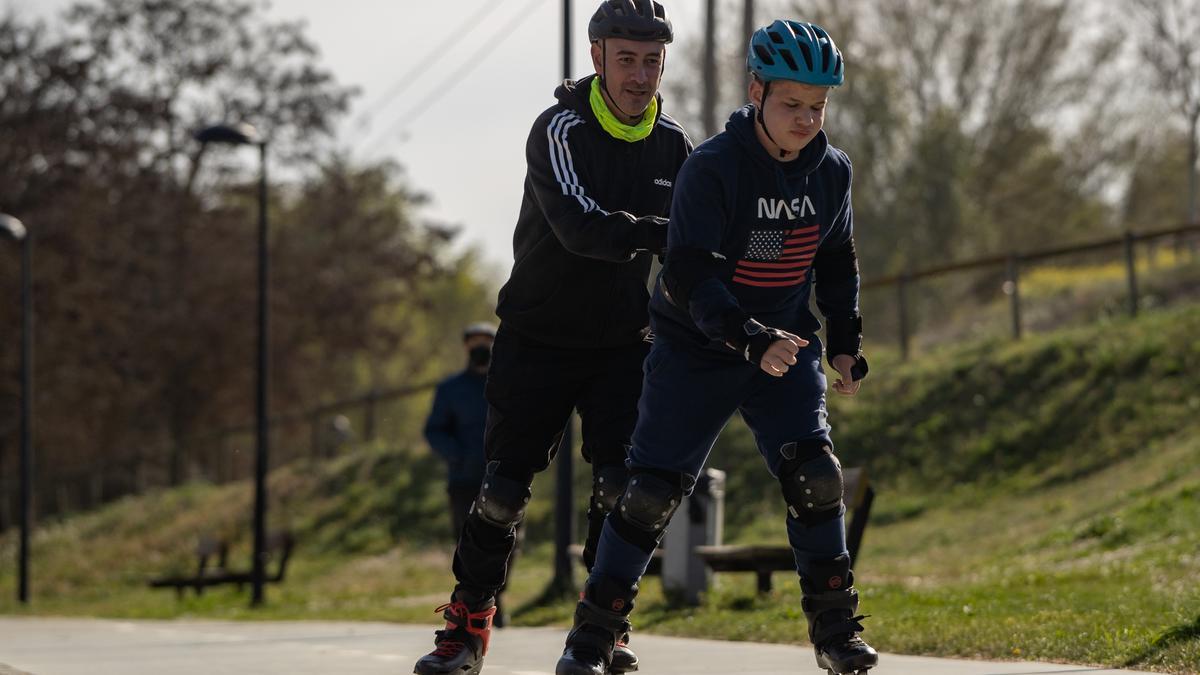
[
  {"x1": 725, "y1": 104, "x2": 828, "y2": 187},
  {"x1": 555, "y1": 74, "x2": 665, "y2": 126}
]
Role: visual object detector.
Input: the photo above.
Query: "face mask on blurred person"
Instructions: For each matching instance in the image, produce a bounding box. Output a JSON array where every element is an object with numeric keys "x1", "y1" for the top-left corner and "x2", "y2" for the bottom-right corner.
[{"x1": 468, "y1": 346, "x2": 492, "y2": 369}]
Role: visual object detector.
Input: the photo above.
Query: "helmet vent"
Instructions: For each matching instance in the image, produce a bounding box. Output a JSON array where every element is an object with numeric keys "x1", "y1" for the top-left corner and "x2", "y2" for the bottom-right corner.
[
  {"x1": 779, "y1": 49, "x2": 799, "y2": 72},
  {"x1": 768, "y1": 30, "x2": 785, "y2": 44},
  {"x1": 796, "y1": 42, "x2": 814, "y2": 71},
  {"x1": 753, "y1": 44, "x2": 775, "y2": 66},
  {"x1": 819, "y1": 41, "x2": 831, "y2": 71}
]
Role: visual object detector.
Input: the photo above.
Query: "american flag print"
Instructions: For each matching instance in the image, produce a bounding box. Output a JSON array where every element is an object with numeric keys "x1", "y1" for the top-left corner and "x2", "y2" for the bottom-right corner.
[{"x1": 732, "y1": 223, "x2": 821, "y2": 288}]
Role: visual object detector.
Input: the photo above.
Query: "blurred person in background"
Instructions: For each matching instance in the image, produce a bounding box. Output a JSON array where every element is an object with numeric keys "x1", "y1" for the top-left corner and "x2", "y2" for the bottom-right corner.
[
  {"x1": 423, "y1": 322, "x2": 519, "y2": 627},
  {"x1": 424, "y1": 322, "x2": 498, "y2": 541}
]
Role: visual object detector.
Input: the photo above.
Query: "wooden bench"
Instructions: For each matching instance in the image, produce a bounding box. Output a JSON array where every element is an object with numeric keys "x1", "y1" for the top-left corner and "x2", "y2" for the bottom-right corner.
[
  {"x1": 694, "y1": 466, "x2": 874, "y2": 594},
  {"x1": 149, "y1": 530, "x2": 294, "y2": 598}
]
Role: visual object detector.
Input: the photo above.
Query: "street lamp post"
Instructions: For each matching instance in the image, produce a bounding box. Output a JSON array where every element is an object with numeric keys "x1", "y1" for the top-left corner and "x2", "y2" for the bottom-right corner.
[
  {"x1": 0, "y1": 213, "x2": 32, "y2": 605},
  {"x1": 192, "y1": 124, "x2": 271, "y2": 607},
  {"x1": 549, "y1": 0, "x2": 576, "y2": 597}
]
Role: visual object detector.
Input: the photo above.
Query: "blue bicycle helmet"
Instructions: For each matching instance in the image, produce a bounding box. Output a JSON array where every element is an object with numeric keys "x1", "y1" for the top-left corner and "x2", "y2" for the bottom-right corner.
[{"x1": 748, "y1": 20, "x2": 843, "y2": 86}]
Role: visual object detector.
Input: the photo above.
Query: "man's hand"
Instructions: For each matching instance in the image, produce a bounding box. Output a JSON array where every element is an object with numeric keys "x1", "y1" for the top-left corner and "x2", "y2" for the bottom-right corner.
[
  {"x1": 759, "y1": 330, "x2": 808, "y2": 377},
  {"x1": 830, "y1": 353, "x2": 861, "y2": 395}
]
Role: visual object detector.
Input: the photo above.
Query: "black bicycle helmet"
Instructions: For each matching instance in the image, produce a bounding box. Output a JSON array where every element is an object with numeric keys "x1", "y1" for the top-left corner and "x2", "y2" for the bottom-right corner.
[{"x1": 588, "y1": 0, "x2": 673, "y2": 44}]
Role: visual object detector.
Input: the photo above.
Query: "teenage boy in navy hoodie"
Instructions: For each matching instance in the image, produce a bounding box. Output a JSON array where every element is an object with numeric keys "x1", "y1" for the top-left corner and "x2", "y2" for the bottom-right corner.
[
  {"x1": 555, "y1": 20, "x2": 878, "y2": 675},
  {"x1": 414, "y1": 2, "x2": 691, "y2": 675}
]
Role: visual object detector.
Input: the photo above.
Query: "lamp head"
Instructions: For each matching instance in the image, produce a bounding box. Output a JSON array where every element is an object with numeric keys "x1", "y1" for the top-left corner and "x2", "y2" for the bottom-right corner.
[
  {"x1": 0, "y1": 214, "x2": 26, "y2": 241},
  {"x1": 194, "y1": 122, "x2": 262, "y2": 146}
]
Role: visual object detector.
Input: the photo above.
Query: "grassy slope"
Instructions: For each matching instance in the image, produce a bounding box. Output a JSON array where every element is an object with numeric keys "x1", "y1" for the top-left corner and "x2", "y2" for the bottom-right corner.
[
  {"x1": 622, "y1": 302, "x2": 1200, "y2": 673},
  {"x1": 2, "y1": 305, "x2": 1199, "y2": 672},
  {"x1": 0, "y1": 443, "x2": 564, "y2": 623}
]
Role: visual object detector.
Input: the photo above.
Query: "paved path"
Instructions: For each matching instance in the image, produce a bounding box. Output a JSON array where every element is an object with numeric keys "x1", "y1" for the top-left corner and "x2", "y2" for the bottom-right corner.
[{"x1": 0, "y1": 618, "x2": 1157, "y2": 675}]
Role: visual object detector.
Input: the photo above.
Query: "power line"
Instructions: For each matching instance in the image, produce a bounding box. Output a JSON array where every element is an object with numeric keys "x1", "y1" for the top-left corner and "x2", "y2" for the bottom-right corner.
[
  {"x1": 353, "y1": 1, "x2": 510, "y2": 131},
  {"x1": 359, "y1": 0, "x2": 549, "y2": 153}
]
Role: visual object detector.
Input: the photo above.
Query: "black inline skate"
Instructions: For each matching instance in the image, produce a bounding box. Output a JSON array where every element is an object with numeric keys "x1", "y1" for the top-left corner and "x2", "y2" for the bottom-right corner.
[
  {"x1": 801, "y1": 555, "x2": 878, "y2": 675},
  {"x1": 556, "y1": 576, "x2": 638, "y2": 675},
  {"x1": 610, "y1": 631, "x2": 639, "y2": 673},
  {"x1": 412, "y1": 590, "x2": 496, "y2": 675}
]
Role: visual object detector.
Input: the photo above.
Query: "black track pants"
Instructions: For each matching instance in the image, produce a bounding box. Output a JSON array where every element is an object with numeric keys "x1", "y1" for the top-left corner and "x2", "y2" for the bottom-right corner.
[{"x1": 452, "y1": 325, "x2": 648, "y2": 596}]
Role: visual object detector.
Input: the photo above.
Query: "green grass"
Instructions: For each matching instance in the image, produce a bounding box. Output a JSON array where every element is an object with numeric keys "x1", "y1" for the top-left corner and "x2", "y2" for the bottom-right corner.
[
  {"x1": 637, "y1": 302, "x2": 1200, "y2": 673},
  {"x1": 0, "y1": 447, "x2": 569, "y2": 624},
  {"x1": 3, "y1": 305, "x2": 1200, "y2": 673},
  {"x1": 631, "y1": 430, "x2": 1199, "y2": 671}
]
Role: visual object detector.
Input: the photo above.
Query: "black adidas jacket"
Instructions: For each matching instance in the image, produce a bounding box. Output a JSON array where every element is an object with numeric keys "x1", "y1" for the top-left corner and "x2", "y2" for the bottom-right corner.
[{"x1": 495, "y1": 74, "x2": 693, "y2": 348}]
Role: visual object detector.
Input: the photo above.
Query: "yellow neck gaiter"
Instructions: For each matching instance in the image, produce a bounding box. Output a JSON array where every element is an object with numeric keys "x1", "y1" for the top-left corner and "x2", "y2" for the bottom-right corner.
[{"x1": 590, "y1": 77, "x2": 657, "y2": 143}]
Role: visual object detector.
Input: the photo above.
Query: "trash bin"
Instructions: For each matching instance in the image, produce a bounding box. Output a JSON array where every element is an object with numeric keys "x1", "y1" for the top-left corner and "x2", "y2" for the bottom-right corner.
[{"x1": 661, "y1": 467, "x2": 725, "y2": 605}]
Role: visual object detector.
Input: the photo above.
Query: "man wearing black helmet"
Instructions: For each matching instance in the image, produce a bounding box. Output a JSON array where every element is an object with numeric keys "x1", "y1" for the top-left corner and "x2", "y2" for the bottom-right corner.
[
  {"x1": 413, "y1": 2, "x2": 690, "y2": 675},
  {"x1": 555, "y1": 19, "x2": 878, "y2": 675}
]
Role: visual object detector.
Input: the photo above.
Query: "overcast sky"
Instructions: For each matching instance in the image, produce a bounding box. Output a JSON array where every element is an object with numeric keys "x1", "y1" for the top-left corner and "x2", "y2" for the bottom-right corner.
[{"x1": 5, "y1": 0, "x2": 710, "y2": 278}]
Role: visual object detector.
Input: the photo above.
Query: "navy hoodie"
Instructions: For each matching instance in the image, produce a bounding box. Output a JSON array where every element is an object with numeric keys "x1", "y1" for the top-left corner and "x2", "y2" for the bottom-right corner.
[
  {"x1": 650, "y1": 105, "x2": 859, "y2": 354},
  {"x1": 496, "y1": 74, "x2": 693, "y2": 349}
]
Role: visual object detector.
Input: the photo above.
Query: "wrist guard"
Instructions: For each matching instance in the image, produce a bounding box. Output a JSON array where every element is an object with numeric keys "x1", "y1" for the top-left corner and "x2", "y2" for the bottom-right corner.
[
  {"x1": 721, "y1": 310, "x2": 790, "y2": 364},
  {"x1": 826, "y1": 315, "x2": 868, "y2": 380},
  {"x1": 632, "y1": 216, "x2": 669, "y2": 256},
  {"x1": 825, "y1": 315, "x2": 863, "y2": 363},
  {"x1": 848, "y1": 353, "x2": 870, "y2": 381}
]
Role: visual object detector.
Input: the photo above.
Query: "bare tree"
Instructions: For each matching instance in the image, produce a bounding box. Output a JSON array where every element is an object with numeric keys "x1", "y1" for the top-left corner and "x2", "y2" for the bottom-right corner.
[
  {"x1": 781, "y1": 0, "x2": 1128, "y2": 260},
  {"x1": 1129, "y1": 0, "x2": 1200, "y2": 225},
  {"x1": 661, "y1": 0, "x2": 1132, "y2": 275},
  {"x1": 0, "y1": 5, "x2": 491, "y2": 514}
]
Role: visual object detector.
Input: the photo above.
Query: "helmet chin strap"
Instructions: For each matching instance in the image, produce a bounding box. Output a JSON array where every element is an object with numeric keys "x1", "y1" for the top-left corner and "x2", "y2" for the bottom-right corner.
[
  {"x1": 600, "y1": 40, "x2": 636, "y2": 121},
  {"x1": 755, "y1": 80, "x2": 790, "y2": 159}
]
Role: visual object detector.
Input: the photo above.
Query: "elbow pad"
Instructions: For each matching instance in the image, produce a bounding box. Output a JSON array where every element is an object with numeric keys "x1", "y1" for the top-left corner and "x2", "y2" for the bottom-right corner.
[
  {"x1": 813, "y1": 237, "x2": 859, "y2": 284},
  {"x1": 661, "y1": 246, "x2": 728, "y2": 309}
]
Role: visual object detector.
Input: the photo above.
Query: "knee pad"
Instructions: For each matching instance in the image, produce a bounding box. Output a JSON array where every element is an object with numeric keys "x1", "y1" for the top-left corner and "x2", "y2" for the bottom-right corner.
[
  {"x1": 617, "y1": 469, "x2": 685, "y2": 533},
  {"x1": 610, "y1": 468, "x2": 687, "y2": 551},
  {"x1": 778, "y1": 440, "x2": 844, "y2": 526},
  {"x1": 471, "y1": 462, "x2": 532, "y2": 529},
  {"x1": 590, "y1": 463, "x2": 629, "y2": 516}
]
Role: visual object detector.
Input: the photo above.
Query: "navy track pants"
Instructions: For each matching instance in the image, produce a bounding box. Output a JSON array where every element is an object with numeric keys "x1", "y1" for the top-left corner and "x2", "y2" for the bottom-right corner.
[{"x1": 591, "y1": 335, "x2": 849, "y2": 585}]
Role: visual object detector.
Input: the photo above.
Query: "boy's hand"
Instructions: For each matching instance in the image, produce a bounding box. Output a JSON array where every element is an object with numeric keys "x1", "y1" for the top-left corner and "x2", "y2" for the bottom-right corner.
[
  {"x1": 760, "y1": 330, "x2": 808, "y2": 377},
  {"x1": 830, "y1": 353, "x2": 862, "y2": 395}
]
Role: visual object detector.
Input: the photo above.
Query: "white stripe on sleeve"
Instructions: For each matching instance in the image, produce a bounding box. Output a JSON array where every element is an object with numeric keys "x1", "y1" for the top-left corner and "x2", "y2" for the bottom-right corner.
[{"x1": 546, "y1": 110, "x2": 609, "y2": 215}]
